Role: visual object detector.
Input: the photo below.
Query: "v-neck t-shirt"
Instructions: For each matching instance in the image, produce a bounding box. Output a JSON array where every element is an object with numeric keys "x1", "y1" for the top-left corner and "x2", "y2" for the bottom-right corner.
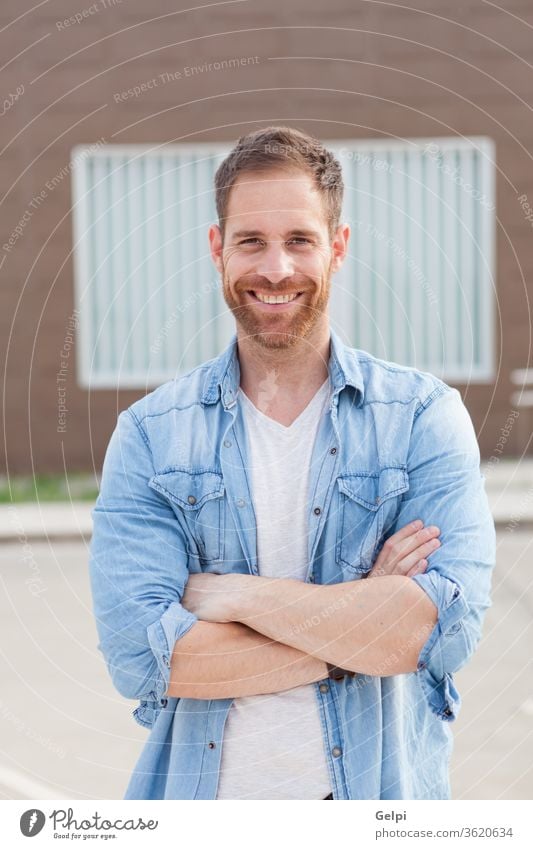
[{"x1": 214, "y1": 377, "x2": 333, "y2": 800}]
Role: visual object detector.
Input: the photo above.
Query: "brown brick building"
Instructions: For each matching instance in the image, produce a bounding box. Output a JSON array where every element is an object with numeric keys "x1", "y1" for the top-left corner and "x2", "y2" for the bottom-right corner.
[{"x1": 1, "y1": 0, "x2": 532, "y2": 474}]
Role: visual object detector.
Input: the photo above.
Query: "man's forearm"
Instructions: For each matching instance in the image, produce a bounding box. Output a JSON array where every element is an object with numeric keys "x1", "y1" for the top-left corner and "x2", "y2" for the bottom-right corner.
[
  {"x1": 229, "y1": 575, "x2": 437, "y2": 676},
  {"x1": 166, "y1": 619, "x2": 328, "y2": 699}
]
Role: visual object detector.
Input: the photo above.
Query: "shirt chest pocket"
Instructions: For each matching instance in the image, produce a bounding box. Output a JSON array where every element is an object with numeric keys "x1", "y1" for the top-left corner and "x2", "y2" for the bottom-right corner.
[
  {"x1": 336, "y1": 466, "x2": 409, "y2": 574},
  {"x1": 149, "y1": 469, "x2": 225, "y2": 566}
]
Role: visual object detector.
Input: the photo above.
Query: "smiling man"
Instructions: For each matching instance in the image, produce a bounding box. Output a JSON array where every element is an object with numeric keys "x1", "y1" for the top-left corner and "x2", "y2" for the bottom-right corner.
[{"x1": 89, "y1": 126, "x2": 495, "y2": 800}]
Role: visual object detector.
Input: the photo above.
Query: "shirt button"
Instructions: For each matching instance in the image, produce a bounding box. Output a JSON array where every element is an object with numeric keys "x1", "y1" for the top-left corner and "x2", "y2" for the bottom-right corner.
[
  {"x1": 319, "y1": 683, "x2": 329, "y2": 694},
  {"x1": 188, "y1": 495, "x2": 197, "y2": 505},
  {"x1": 208, "y1": 741, "x2": 216, "y2": 749},
  {"x1": 330, "y1": 447, "x2": 337, "y2": 455},
  {"x1": 375, "y1": 497, "x2": 381, "y2": 505},
  {"x1": 332, "y1": 746, "x2": 342, "y2": 758},
  {"x1": 236, "y1": 498, "x2": 245, "y2": 508},
  {"x1": 223, "y1": 439, "x2": 232, "y2": 448},
  {"x1": 313, "y1": 507, "x2": 321, "y2": 516},
  {"x1": 163, "y1": 655, "x2": 170, "y2": 667},
  {"x1": 160, "y1": 698, "x2": 168, "y2": 708}
]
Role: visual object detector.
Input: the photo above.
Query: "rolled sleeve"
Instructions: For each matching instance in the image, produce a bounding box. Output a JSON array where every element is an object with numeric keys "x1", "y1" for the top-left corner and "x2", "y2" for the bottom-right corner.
[
  {"x1": 411, "y1": 571, "x2": 471, "y2": 721},
  {"x1": 386, "y1": 386, "x2": 496, "y2": 721},
  {"x1": 146, "y1": 600, "x2": 197, "y2": 702},
  {"x1": 88, "y1": 408, "x2": 198, "y2": 724}
]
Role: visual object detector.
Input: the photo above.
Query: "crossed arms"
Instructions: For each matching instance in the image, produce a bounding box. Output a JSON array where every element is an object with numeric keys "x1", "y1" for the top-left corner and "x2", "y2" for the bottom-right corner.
[
  {"x1": 169, "y1": 549, "x2": 438, "y2": 699},
  {"x1": 89, "y1": 388, "x2": 495, "y2": 716}
]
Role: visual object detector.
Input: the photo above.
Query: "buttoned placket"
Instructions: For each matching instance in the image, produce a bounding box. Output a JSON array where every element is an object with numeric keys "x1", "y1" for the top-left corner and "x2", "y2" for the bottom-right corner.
[
  {"x1": 303, "y1": 386, "x2": 351, "y2": 800},
  {"x1": 306, "y1": 389, "x2": 341, "y2": 574},
  {"x1": 218, "y1": 389, "x2": 259, "y2": 576}
]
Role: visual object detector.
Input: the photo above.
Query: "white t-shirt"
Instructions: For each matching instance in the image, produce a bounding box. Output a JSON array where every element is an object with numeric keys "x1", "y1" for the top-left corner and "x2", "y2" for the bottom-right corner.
[{"x1": 215, "y1": 377, "x2": 333, "y2": 800}]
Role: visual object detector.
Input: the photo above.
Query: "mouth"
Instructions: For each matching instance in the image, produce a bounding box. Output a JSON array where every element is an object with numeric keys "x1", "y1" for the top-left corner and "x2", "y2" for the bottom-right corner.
[{"x1": 246, "y1": 290, "x2": 304, "y2": 307}]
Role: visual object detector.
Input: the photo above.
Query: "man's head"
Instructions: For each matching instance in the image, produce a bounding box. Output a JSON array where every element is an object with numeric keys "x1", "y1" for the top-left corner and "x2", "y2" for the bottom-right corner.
[{"x1": 208, "y1": 126, "x2": 350, "y2": 351}]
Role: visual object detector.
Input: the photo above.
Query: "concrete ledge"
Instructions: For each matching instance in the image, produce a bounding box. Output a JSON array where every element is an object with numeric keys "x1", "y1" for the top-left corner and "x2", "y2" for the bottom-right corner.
[{"x1": 0, "y1": 502, "x2": 94, "y2": 543}]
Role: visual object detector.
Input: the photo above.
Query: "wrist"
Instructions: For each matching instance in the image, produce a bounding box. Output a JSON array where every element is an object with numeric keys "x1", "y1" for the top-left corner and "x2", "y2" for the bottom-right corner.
[{"x1": 225, "y1": 572, "x2": 266, "y2": 622}]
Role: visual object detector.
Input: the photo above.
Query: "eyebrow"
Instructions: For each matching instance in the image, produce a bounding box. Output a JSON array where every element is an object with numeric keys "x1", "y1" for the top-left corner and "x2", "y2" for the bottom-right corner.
[{"x1": 230, "y1": 228, "x2": 322, "y2": 240}]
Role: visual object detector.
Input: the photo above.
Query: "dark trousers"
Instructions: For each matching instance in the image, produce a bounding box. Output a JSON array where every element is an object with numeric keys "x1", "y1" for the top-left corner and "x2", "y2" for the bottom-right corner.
[{"x1": 323, "y1": 793, "x2": 333, "y2": 799}]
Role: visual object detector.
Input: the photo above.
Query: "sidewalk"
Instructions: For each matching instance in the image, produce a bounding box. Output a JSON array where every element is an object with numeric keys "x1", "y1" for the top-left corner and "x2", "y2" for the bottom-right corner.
[
  {"x1": 0, "y1": 459, "x2": 531, "y2": 542},
  {"x1": 480, "y1": 457, "x2": 533, "y2": 526}
]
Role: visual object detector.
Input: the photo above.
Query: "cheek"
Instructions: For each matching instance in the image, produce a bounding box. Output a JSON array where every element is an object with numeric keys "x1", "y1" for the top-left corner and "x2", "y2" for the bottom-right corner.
[
  {"x1": 305, "y1": 265, "x2": 330, "y2": 292},
  {"x1": 222, "y1": 253, "x2": 252, "y2": 282},
  {"x1": 303, "y1": 251, "x2": 330, "y2": 277}
]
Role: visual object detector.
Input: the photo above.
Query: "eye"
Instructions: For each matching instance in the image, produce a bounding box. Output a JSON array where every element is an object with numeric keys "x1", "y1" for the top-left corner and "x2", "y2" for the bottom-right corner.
[
  {"x1": 288, "y1": 237, "x2": 313, "y2": 247},
  {"x1": 238, "y1": 238, "x2": 263, "y2": 246}
]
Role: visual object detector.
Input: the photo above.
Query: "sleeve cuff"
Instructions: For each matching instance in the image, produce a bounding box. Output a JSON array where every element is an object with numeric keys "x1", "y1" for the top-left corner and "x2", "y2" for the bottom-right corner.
[
  {"x1": 411, "y1": 570, "x2": 470, "y2": 721},
  {"x1": 146, "y1": 600, "x2": 198, "y2": 706}
]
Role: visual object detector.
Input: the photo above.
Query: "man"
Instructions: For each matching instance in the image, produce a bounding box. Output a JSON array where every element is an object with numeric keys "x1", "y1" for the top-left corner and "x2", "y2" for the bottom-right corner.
[{"x1": 88, "y1": 126, "x2": 495, "y2": 800}]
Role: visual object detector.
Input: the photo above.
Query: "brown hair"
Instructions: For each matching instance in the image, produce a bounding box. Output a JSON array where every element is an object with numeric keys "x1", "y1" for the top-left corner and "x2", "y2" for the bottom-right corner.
[{"x1": 214, "y1": 126, "x2": 343, "y2": 241}]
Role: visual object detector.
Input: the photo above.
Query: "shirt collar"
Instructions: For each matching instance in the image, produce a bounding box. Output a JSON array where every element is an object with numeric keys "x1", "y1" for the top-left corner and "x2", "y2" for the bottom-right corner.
[{"x1": 201, "y1": 326, "x2": 365, "y2": 408}]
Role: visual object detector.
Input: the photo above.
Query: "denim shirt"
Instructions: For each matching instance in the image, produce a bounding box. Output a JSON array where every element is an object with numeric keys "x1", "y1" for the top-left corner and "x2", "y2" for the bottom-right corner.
[{"x1": 88, "y1": 328, "x2": 495, "y2": 800}]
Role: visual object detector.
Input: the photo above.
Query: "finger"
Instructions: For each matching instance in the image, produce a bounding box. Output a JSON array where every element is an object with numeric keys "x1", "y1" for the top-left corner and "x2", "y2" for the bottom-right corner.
[
  {"x1": 384, "y1": 519, "x2": 425, "y2": 549},
  {"x1": 396, "y1": 525, "x2": 440, "y2": 558},
  {"x1": 395, "y1": 537, "x2": 441, "y2": 574},
  {"x1": 385, "y1": 525, "x2": 441, "y2": 568},
  {"x1": 372, "y1": 524, "x2": 440, "y2": 574},
  {"x1": 372, "y1": 535, "x2": 440, "y2": 577},
  {"x1": 406, "y1": 559, "x2": 428, "y2": 577},
  {"x1": 370, "y1": 521, "x2": 423, "y2": 573}
]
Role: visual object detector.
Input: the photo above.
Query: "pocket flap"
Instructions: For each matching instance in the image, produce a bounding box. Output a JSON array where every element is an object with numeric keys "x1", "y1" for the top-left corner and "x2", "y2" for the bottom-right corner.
[
  {"x1": 337, "y1": 467, "x2": 408, "y2": 511},
  {"x1": 149, "y1": 469, "x2": 224, "y2": 511}
]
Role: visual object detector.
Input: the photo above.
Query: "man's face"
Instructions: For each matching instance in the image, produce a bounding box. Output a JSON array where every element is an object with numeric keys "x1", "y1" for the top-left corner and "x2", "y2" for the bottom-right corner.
[{"x1": 209, "y1": 167, "x2": 349, "y2": 350}]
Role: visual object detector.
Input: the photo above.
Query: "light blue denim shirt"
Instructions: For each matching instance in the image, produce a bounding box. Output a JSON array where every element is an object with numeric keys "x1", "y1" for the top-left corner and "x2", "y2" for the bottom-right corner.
[{"x1": 88, "y1": 328, "x2": 495, "y2": 800}]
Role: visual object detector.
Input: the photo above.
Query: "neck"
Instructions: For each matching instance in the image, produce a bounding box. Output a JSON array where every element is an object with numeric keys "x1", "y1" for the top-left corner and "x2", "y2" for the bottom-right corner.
[{"x1": 236, "y1": 322, "x2": 331, "y2": 413}]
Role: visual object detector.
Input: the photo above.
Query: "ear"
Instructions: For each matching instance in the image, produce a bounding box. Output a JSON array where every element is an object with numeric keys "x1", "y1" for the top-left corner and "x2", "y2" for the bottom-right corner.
[
  {"x1": 208, "y1": 223, "x2": 224, "y2": 274},
  {"x1": 330, "y1": 222, "x2": 350, "y2": 274}
]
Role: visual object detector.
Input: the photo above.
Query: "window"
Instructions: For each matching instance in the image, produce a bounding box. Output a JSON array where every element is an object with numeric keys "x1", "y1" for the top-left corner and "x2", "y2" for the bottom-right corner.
[{"x1": 71, "y1": 137, "x2": 495, "y2": 387}]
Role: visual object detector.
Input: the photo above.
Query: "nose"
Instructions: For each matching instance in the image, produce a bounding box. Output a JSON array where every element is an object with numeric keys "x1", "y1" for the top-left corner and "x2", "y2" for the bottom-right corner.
[{"x1": 255, "y1": 240, "x2": 295, "y2": 285}]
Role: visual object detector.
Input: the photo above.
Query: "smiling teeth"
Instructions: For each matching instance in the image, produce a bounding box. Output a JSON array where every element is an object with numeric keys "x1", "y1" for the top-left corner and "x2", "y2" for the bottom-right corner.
[{"x1": 254, "y1": 292, "x2": 299, "y2": 304}]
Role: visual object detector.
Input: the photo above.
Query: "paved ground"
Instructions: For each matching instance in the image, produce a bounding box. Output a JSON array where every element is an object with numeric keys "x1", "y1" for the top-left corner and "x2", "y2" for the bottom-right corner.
[{"x1": 0, "y1": 530, "x2": 531, "y2": 800}]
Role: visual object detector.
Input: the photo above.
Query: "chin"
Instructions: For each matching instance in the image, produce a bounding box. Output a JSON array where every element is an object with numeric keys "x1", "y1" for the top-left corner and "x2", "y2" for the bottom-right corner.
[
  {"x1": 238, "y1": 320, "x2": 318, "y2": 350},
  {"x1": 252, "y1": 333, "x2": 302, "y2": 350}
]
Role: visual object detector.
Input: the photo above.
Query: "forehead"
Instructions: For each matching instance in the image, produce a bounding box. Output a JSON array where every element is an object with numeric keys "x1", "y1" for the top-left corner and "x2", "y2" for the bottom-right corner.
[{"x1": 224, "y1": 167, "x2": 327, "y2": 232}]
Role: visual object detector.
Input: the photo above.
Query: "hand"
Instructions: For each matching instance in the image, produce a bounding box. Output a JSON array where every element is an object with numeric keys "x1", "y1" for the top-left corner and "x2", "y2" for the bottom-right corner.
[
  {"x1": 181, "y1": 572, "x2": 252, "y2": 622},
  {"x1": 366, "y1": 520, "x2": 441, "y2": 579}
]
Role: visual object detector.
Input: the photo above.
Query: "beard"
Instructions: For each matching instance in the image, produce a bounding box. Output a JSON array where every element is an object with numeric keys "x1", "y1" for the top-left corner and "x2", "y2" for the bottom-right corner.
[{"x1": 221, "y1": 268, "x2": 332, "y2": 350}]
